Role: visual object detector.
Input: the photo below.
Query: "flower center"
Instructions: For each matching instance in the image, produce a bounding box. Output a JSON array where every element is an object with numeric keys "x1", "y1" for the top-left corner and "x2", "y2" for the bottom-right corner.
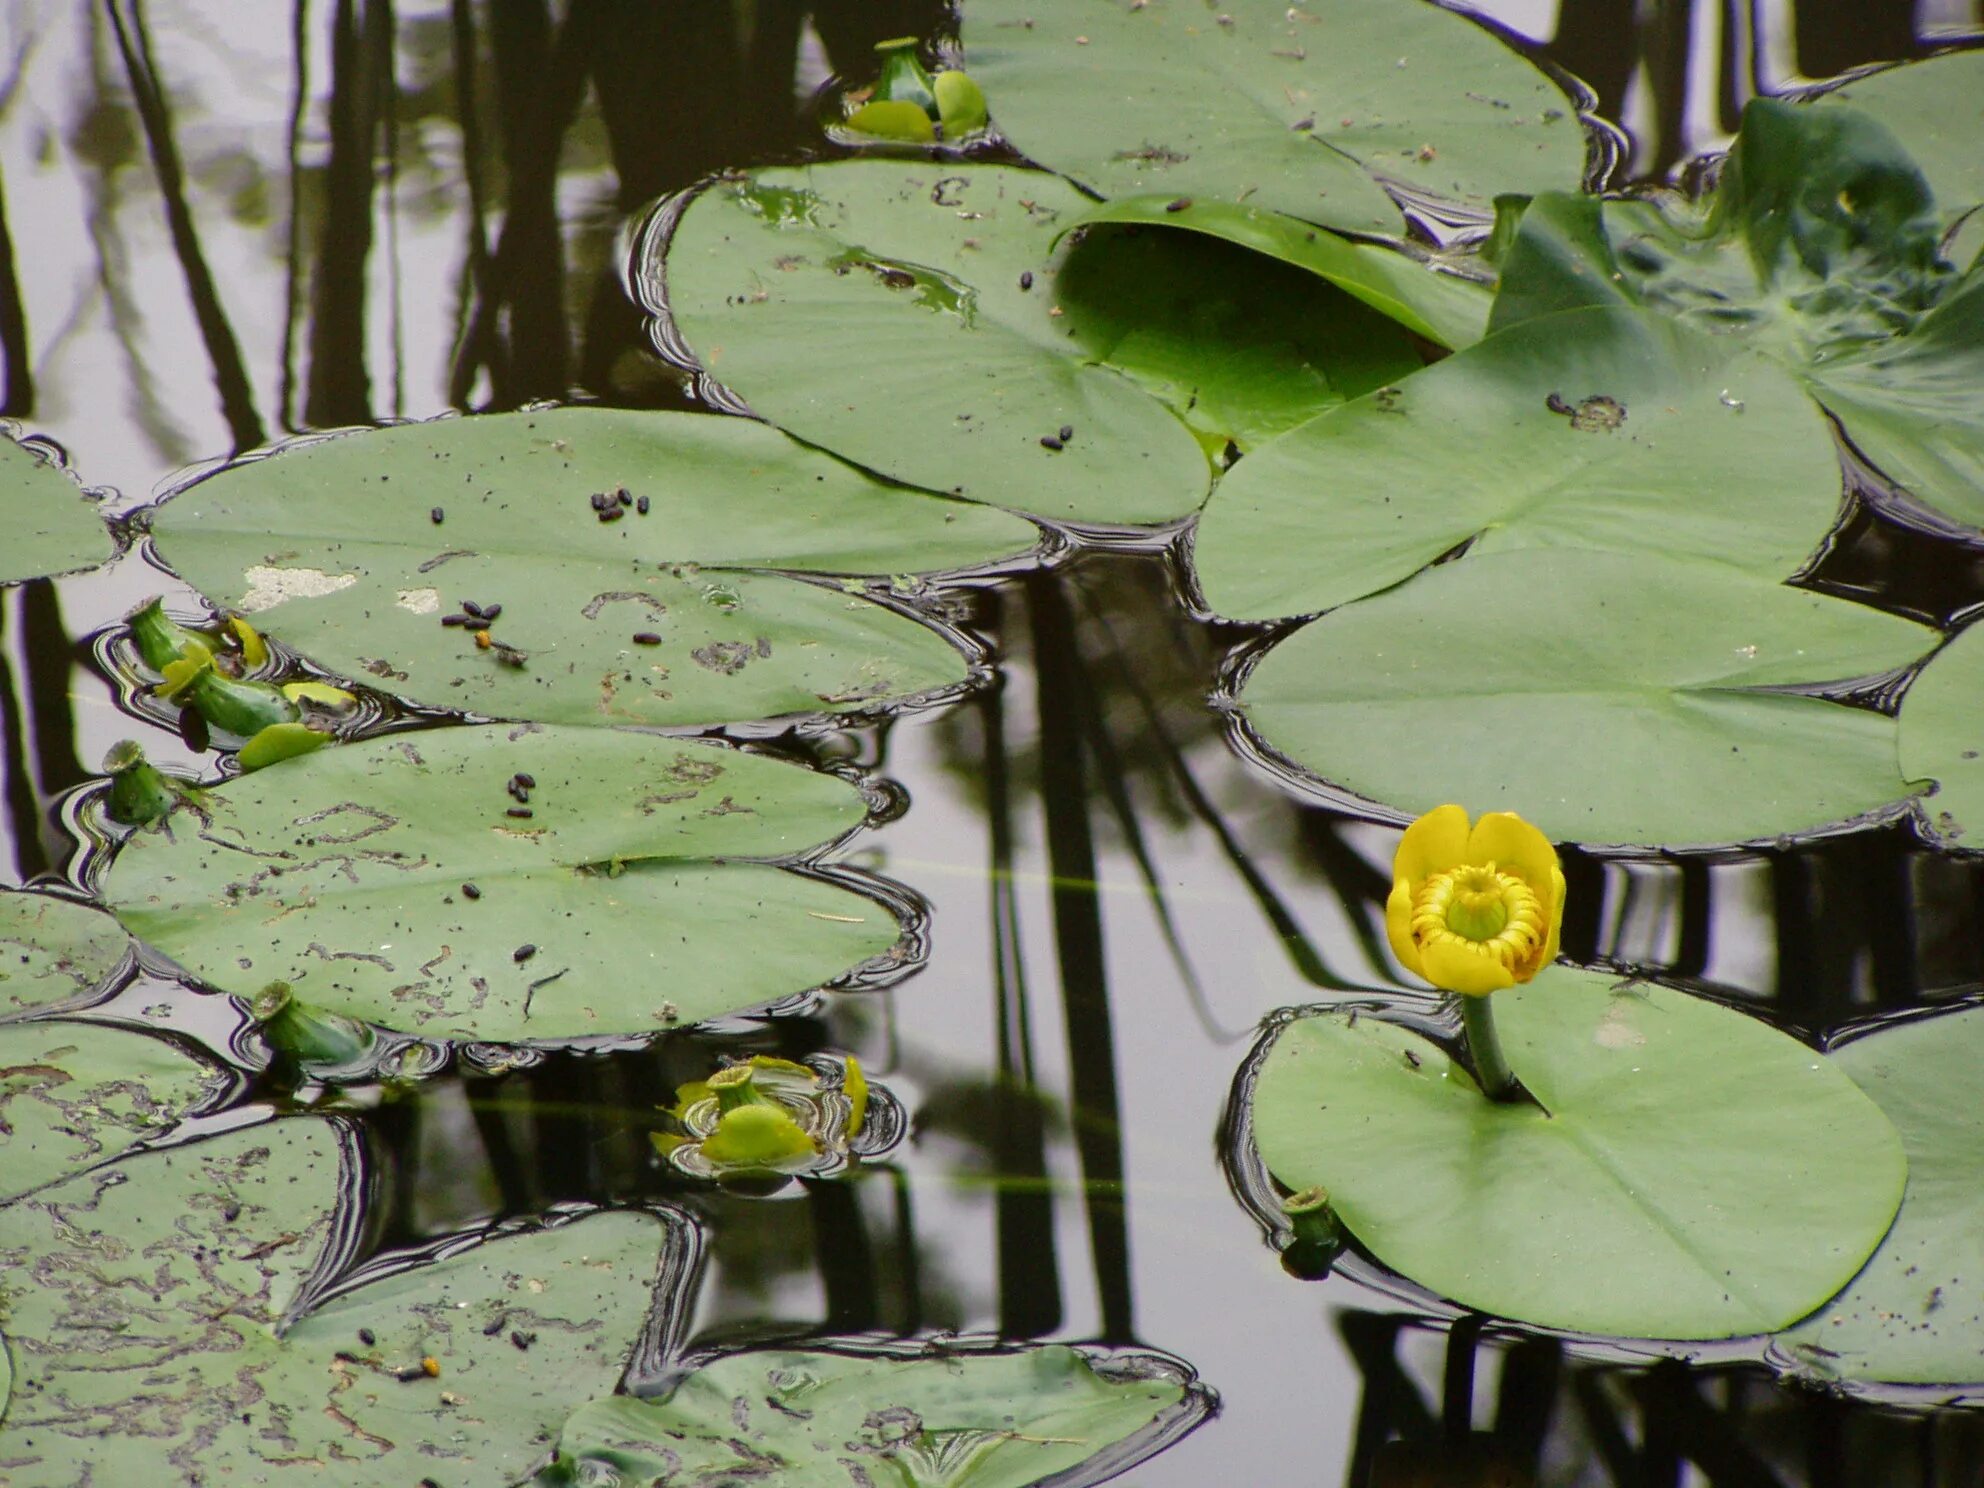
[{"x1": 1411, "y1": 862, "x2": 1546, "y2": 973}]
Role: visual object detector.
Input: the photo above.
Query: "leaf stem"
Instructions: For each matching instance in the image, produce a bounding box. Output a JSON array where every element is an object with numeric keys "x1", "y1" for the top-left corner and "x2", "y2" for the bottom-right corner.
[{"x1": 1460, "y1": 995, "x2": 1519, "y2": 1102}]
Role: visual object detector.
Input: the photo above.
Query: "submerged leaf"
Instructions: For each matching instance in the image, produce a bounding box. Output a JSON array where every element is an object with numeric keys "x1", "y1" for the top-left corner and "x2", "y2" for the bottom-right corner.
[
  {"x1": 0, "y1": 433, "x2": 114, "y2": 584},
  {"x1": 550, "y1": 1343, "x2": 1210, "y2": 1485},
  {"x1": 103, "y1": 725, "x2": 900, "y2": 1042},
  {"x1": 1249, "y1": 968, "x2": 1907, "y2": 1338},
  {"x1": 150, "y1": 408, "x2": 1039, "y2": 729},
  {"x1": 1237, "y1": 549, "x2": 1936, "y2": 846},
  {"x1": 0, "y1": 1120, "x2": 679, "y2": 1485},
  {"x1": 959, "y1": 0, "x2": 1583, "y2": 236},
  {"x1": 1777, "y1": 1006, "x2": 1984, "y2": 1385}
]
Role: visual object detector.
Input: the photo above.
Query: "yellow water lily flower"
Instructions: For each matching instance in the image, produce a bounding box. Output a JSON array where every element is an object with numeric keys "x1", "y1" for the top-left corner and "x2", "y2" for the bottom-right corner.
[{"x1": 1385, "y1": 804, "x2": 1565, "y2": 996}]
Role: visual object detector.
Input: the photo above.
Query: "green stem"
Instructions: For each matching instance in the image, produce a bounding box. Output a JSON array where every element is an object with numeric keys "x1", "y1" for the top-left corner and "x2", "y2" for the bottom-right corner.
[{"x1": 1460, "y1": 995, "x2": 1519, "y2": 1102}]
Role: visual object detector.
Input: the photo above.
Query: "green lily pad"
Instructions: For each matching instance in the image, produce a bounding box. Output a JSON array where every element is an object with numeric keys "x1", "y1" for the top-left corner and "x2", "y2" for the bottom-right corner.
[
  {"x1": 0, "y1": 1021, "x2": 228, "y2": 1202},
  {"x1": 550, "y1": 1342, "x2": 1208, "y2": 1485},
  {"x1": 1900, "y1": 619, "x2": 1984, "y2": 848},
  {"x1": 662, "y1": 160, "x2": 1389, "y2": 522},
  {"x1": 1490, "y1": 99, "x2": 1984, "y2": 530},
  {"x1": 1071, "y1": 195, "x2": 1492, "y2": 349},
  {"x1": 0, "y1": 433, "x2": 114, "y2": 584},
  {"x1": 1812, "y1": 50, "x2": 1984, "y2": 228},
  {"x1": 150, "y1": 407, "x2": 1038, "y2": 728},
  {"x1": 959, "y1": 0, "x2": 1584, "y2": 238},
  {"x1": 0, "y1": 889, "x2": 132, "y2": 1016},
  {"x1": 102, "y1": 725, "x2": 899, "y2": 1041},
  {"x1": 1237, "y1": 549, "x2": 1937, "y2": 847},
  {"x1": 1250, "y1": 967, "x2": 1907, "y2": 1338},
  {"x1": 1194, "y1": 305, "x2": 1843, "y2": 620},
  {"x1": 0, "y1": 1119, "x2": 678, "y2": 1485},
  {"x1": 1777, "y1": 1007, "x2": 1984, "y2": 1386}
]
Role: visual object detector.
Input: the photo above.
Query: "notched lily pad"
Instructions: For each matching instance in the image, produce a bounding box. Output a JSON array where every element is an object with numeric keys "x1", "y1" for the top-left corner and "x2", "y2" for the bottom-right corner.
[
  {"x1": 1777, "y1": 1006, "x2": 1984, "y2": 1386},
  {"x1": 657, "y1": 161, "x2": 1214, "y2": 524},
  {"x1": 960, "y1": 0, "x2": 1584, "y2": 237},
  {"x1": 149, "y1": 407, "x2": 1038, "y2": 729},
  {"x1": 1490, "y1": 99, "x2": 1984, "y2": 530},
  {"x1": 1248, "y1": 967, "x2": 1907, "y2": 1338},
  {"x1": 0, "y1": 889, "x2": 132, "y2": 1017},
  {"x1": 1194, "y1": 305, "x2": 1845, "y2": 620},
  {"x1": 1236, "y1": 548, "x2": 1937, "y2": 847},
  {"x1": 548, "y1": 1341, "x2": 1213, "y2": 1486},
  {"x1": 102, "y1": 725, "x2": 902, "y2": 1042},
  {"x1": 0, "y1": 1020, "x2": 229, "y2": 1202},
  {"x1": 0, "y1": 432, "x2": 115, "y2": 584},
  {"x1": 0, "y1": 1119, "x2": 682, "y2": 1485},
  {"x1": 1899, "y1": 619, "x2": 1984, "y2": 848}
]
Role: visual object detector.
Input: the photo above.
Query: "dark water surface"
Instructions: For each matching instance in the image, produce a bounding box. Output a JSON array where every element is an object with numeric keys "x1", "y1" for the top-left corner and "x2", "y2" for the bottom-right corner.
[{"x1": 4, "y1": 3, "x2": 1984, "y2": 1484}]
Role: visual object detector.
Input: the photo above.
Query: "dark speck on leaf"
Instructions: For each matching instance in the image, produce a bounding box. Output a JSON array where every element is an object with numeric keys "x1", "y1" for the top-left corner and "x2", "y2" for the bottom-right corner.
[
  {"x1": 359, "y1": 1328, "x2": 377, "y2": 1346},
  {"x1": 1165, "y1": 196, "x2": 1192, "y2": 212},
  {"x1": 507, "y1": 806, "x2": 533, "y2": 819},
  {"x1": 1059, "y1": 424, "x2": 1074, "y2": 441},
  {"x1": 513, "y1": 943, "x2": 537, "y2": 963},
  {"x1": 633, "y1": 631, "x2": 663, "y2": 646},
  {"x1": 1040, "y1": 435, "x2": 1064, "y2": 451},
  {"x1": 637, "y1": 495, "x2": 650, "y2": 515},
  {"x1": 430, "y1": 507, "x2": 444, "y2": 525},
  {"x1": 462, "y1": 882, "x2": 481, "y2": 900},
  {"x1": 1019, "y1": 270, "x2": 1034, "y2": 290}
]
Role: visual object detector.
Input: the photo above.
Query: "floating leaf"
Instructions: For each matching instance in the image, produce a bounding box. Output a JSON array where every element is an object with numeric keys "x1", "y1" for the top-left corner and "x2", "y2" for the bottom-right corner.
[
  {"x1": 0, "y1": 889, "x2": 132, "y2": 1017},
  {"x1": 550, "y1": 1342, "x2": 1210, "y2": 1486},
  {"x1": 1249, "y1": 968, "x2": 1907, "y2": 1338},
  {"x1": 1812, "y1": 50, "x2": 1984, "y2": 228},
  {"x1": 1194, "y1": 306, "x2": 1843, "y2": 620},
  {"x1": 0, "y1": 1119, "x2": 679, "y2": 1485},
  {"x1": 959, "y1": 0, "x2": 1584, "y2": 237},
  {"x1": 1900, "y1": 619, "x2": 1984, "y2": 847},
  {"x1": 1490, "y1": 99, "x2": 1984, "y2": 530},
  {"x1": 660, "y1": 161, "x2": 1392, "y2": 522},
  {"x1": 1237, "y1": 549, "x2": 1936, "y2": 846},
  {"x1": 1777, "y1": 1007, "x2": 1984, "y2": 1385},
  {"x1": 0, "y1": 433, "x2": 114, "y2": 584},
  {"x1": 0, "y1": 1021, "x2": 228, "y2": 1202},
  {"x1": 150, "y1": 408, "x2": 1037, "y2": 728},
  {"x1": 1072, "y1": 195, "x2": 1492, "y2": 349},
  {"x1": 103, "y1": 725, "x2": 899, "y2": 1042}
]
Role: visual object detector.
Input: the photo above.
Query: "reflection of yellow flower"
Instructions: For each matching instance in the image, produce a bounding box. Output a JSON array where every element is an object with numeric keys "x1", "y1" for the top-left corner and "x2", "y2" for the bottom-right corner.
[{"x1": 1385, "y1": 805, "x2": 1564, "y2": 996}]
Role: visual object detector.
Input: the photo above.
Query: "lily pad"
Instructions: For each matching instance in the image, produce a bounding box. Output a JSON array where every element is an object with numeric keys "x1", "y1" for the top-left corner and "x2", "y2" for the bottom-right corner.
[
  {"x1": 1812, "y1": 50, "x2": 1984, "y2": 228},
  {"x1": 1777, "y1": 1007, "x2": 1984, "y2": 1386},
  {"x1": 1250, "y1": 967, "x2": 1907, "y2": 1338},
  {"x1": 0, "y1": 1119, "x2": 679, "y2": 1485},
  {"x1": 661, "y1": 160, "x2": 1387, "y2": 522},
  {"x1": 150, "y1": 407, "x2": 1037, "y2": 728},
  {"x1": 1899, "y1": 619, "x2": 1984, "y2": 848},
  {"x1": 1194, "y1": 305, "x2": 1843, "y2": 620},
  {"x1": 1072, "y1": 195, "x2": 1492, "y2": 349},
  {"x1": 550, "y1": 1342, "x2": 1210, "y2": 1486},
  {"x1": 0, "y1": 889, "x2": 132, "y2": 1016},
  {"x1": 959, "y1": 0, "x2": 1585, "y2": 237},
  {"x1": 103, "y1": 725, "x2": 900, "y2": 1041},
  {"x1": 1489, "y1": 99, "x2": 1984, "y2": 530},
  {"x1": 1237, "y1": 549, "x2": 1937, "y2": 847},
  {"x1": 0, "y1": 1021, "x2": 228, "y2": 1202},
  {"x1": 0, "y1": 433, "x2": 114, "y2": 584}
]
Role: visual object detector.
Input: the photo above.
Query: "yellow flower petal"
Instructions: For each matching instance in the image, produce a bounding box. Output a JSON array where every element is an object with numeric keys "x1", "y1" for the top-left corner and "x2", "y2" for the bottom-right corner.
[
  {"x1": 1538, "y1": 862, "x2": 1567, "y2": 967},
  {"x1": 1384, "y1": 879, "x2": 1423, "y2": 975},
  {"x1": 1395, "y1": 803, "x2": 1470, "y2": 886},
  {"x1": 1420, "y1": 938, "x2": 1517, "y2": 997},
  {"x1": 1465, "y1": 812, "x2": 1558, "y2": 896}
]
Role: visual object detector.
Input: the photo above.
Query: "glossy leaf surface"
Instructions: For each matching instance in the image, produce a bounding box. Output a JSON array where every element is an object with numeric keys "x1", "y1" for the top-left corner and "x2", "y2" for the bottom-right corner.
[
  {"x1": 0, "y1": 435, "x2": 113, "y2": 584},
  {"x1": 1251, "y1": 968, "x2": 1907, "y2": 1337},
  {"x1": 1238, "y1": 550, "x2": 1935, "y2": 846},
  {"x1": 0, "y1": 889, "x2": 131, "y2": 1016}
]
